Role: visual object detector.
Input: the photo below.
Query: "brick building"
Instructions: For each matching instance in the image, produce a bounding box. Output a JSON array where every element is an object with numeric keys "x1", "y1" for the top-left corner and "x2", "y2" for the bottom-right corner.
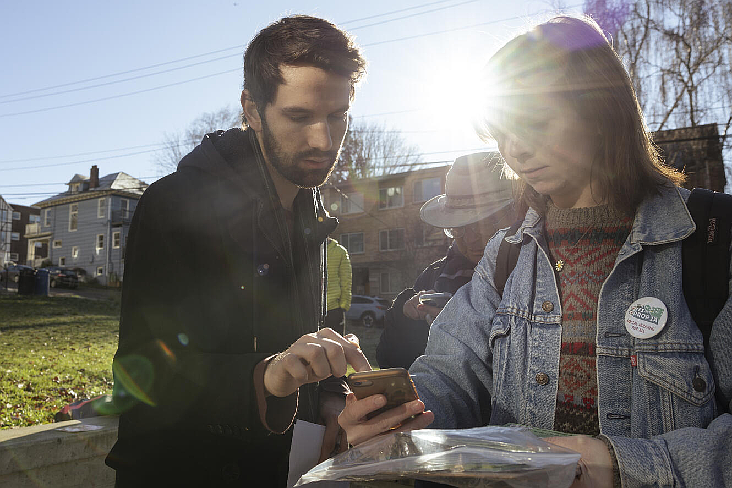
[
  {"x1": 322, "y1": 164, "x2": 454, "y2": 300},
  {"x1": 654, "y1": 123, "x2": 726, "y2": 192}
]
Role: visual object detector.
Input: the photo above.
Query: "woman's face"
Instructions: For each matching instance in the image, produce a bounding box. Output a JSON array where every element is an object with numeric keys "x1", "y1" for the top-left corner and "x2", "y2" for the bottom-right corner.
[{"x1": 494, "y1": 94, "x2": 602, "y2": 208}]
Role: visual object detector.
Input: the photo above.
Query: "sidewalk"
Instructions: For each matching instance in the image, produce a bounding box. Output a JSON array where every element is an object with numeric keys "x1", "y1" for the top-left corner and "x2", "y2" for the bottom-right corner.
[
  {"x1": 0, "y1": 416, "x2": 118, "y2": 487},
  {"x1": 0, "y1": 282, "x2": 120, "y2": 301}
]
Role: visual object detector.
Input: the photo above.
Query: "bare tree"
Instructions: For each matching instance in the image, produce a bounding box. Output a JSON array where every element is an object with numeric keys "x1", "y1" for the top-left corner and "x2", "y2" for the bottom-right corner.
[
  {"x1": 155, "y1": 106, "x2": 241, "y2": 175},
  {"x1": 586, "y1": 0, "x2": 732, "y2": 136},
  {"x1": 331, "y1": 116, "x2": 422, "y2": 183}
]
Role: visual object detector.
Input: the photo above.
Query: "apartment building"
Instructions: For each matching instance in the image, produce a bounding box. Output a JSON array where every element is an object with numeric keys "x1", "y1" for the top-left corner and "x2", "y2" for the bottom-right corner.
[{"x1": 321, "y1": 164, "x2": 452, "y2": 299}]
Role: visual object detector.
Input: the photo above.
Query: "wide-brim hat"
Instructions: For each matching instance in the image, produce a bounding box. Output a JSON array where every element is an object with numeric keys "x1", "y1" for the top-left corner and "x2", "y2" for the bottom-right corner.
[{"x1": 420, "y1": 152, "x2": 514, "y2": 228}]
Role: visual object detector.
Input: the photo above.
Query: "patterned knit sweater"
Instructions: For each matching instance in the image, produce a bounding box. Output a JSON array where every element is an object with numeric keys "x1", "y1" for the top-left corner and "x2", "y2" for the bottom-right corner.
[{"x1": 545, "y1": 202, "x2": 632, "y2": 435}]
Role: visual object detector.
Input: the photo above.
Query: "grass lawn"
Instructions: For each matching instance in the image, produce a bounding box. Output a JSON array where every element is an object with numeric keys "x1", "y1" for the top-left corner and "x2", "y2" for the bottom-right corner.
[
  {"x1": 0, "y1": 296, "x2": 385, "y2": 429},
  {"x1": 0, "y1": 294, "x2": 121, "y2": 429}
]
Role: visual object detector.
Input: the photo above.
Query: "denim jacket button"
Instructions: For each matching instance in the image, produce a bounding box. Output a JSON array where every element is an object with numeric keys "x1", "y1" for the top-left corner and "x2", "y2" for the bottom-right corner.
[
  {"x1": 536, "y1": 372, "x2": 550, "y2": 385},
  {"x1": 692, "y1": 377, "x2": 706, "y2": 392},
  {"x1": 541, "y1": 301, "x2": 554, "y2": 312}
]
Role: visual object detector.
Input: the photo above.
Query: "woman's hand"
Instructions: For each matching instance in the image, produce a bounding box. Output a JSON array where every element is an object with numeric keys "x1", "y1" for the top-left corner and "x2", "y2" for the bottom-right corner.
[
  {"x1": 338, "y1": 392, "x2": 435, "y2": 447},
  {"x1": 544, "y1": 435, "x2": 614, "y2": 488},
  {"x1": 403, "y1": 290, "x2": 443, "y2": 322}
]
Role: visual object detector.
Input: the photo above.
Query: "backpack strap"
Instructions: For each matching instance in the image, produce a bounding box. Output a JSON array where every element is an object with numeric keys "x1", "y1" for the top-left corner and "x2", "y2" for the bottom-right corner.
[
  {"x1": 683, "y1": 188, "x2": 732, "y2": 352},
  {"x1": 494, "y1": 220, "x2": 524, "y2": 296}
]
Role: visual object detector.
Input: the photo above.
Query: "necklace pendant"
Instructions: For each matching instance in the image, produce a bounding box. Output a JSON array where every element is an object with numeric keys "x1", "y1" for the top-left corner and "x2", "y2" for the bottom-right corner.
[{"x1": 554, "y1": 260, "x2": 565, "y2": 272}]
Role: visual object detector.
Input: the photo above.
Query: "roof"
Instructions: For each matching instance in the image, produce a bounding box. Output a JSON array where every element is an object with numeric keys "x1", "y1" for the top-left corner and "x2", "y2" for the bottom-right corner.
[
  {"x1": 34, "y1": 171, "x2": 148, "y2": 207},
  {"x1": 68, "y1": 174, "x2": 88, "y2": 183}
]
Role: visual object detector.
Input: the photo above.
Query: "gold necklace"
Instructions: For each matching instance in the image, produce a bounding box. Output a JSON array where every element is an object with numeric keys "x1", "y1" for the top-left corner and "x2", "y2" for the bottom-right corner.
[{"x1": 554, "y1": 224, "x2": 597, "y2": 272}]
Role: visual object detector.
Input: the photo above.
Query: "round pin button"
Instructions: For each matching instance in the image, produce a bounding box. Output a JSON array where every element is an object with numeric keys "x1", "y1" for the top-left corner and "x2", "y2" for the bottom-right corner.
[
  {"x1": 536, "y1": 372, "x2": 549, "y2": 385},
  {"x1": 542, "y1": 301, "x2": 554, "y2": 312},
  {"x1": 624, "y1": 297, "x2": 668, "y2": 339},
  {"x1": 692, "y1": 377, "x2": 706, "y2": 392}
]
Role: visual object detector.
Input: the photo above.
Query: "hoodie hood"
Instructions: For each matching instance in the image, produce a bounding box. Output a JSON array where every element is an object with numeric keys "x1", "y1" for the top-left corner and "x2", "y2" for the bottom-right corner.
[
  {"x1": 178, "y1": 128, "x2": 259, "y2": 193},
  {"x1": 178, "y1": 127, "x2": 337, "y2": 240}
]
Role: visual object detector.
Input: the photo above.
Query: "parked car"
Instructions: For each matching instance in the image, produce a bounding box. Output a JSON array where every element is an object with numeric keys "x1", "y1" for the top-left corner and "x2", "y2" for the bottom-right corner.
[
  {"x1": 70, "y1": 267, "x2": 89, "y2": 283},
  {"x1": 45, "y1": 266, "x2": 79, "y2": 289},
  {"x1": 1, "y1": 264, "x2": 33, "y2": 283},
  {"x1": 346, "y1": 295, "x2": 391, "y2": 327}
]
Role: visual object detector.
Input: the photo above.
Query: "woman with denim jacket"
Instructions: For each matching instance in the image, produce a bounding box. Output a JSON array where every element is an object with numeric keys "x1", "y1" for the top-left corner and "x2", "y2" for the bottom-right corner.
[{"x1": 339, "y1": 15, "x2": 732, "y2": 488}]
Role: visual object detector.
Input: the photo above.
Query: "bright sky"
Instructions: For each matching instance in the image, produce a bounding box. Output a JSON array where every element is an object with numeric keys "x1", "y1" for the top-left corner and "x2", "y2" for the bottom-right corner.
[{"x1": 0, "y1": 0, "x2": 583, "y2": 205}]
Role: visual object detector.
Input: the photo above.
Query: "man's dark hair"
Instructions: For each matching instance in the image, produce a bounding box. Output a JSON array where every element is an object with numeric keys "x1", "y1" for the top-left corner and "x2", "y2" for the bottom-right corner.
[{"x1": 242, "y1": 15, "x2": 366, "y2": 124}]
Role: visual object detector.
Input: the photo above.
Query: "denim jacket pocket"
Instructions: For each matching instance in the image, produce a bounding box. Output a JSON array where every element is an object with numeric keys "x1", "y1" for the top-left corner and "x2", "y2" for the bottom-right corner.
[
  {"x1": 489, "y1": 316, "x2": 512, "y2": 408},
  {"x1": 636, "y1": 351, "x2": 716, "y2": 434}
]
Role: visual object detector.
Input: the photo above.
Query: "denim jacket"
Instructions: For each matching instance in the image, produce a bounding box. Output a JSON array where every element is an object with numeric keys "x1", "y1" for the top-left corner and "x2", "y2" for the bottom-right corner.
[{"x1": 411, "y1": 186, "x2": 732, "y2": 488}]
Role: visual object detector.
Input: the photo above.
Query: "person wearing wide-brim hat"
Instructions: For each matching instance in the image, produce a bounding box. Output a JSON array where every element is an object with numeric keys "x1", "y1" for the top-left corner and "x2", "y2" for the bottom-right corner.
[{"x1": 376, "y1": 152, "x2": 516, "y2": 370}]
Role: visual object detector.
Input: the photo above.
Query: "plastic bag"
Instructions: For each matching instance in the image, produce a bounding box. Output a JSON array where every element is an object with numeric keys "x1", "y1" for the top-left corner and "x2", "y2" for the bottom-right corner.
[{"x1": 295, "y1": 425, "x2": 581, "y2": 488}]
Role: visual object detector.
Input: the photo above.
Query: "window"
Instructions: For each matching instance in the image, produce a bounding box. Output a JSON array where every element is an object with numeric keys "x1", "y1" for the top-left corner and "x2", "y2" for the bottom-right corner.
[
  {"x1": 44, "y1": 209, "x2": 51, "y2": 227},
  {"x1": 53, "y1": 240, "x2": 62, "y2": 248},
  {"x1": 0, "y1": 209, "x2": 7, "y2": 221},
  {"x1": 380, "y1": 272, "x2": 399, "y2": 294},
  {"x1": 12, "y1": 211, "x2": 20, "y2": 220},
  {"x1": 11, "y1": 232, "x2": 19, "y2": 241},
  {"x1": 413, "y1": 177, "x2": 442, "y2": 203},
  {"x1": 96, "y1": 266, "x2": 104, "y2": 276},
  {"x1": 121, "y1": 199, "x2": 130, "y2": 219},
  {"x1": 96, "y1": 234, "x2": 104, "y2": 253},
  {"x1": 340, "y1": 192, "x2": 364, "y2": 214},
  {"x1": 9, "y1": 253, "x2": 18, "y2": 261},
  {"x1": 378, "y1": 186, "x2": 403, "y2": 209},
  {"x1": 71, "y1": 183, "x2": 80, "y2": 193},
  {"x1": 415, "y1": 224, "x2": 444, "y2": 248},
  {"x1": 59, "y1": 257, "x2": 66, "y2": 266},
  {"x1": 68, "y1": 203, "x2": 78, "y2": 232},
  {"x1": 29, "y1": 215, "x2": 41, "y2": 224},
  {"x1": 98, "y1": 198, "x2": 107, "y2": 218},
  {"x1": 379, "y1": 229, "x2": 405, "y2": 251},
  {"x1": 72, "y1": 246, "x2": 79, "y2": 259},
  {"x1": 113, "y1": 231, "x2": 121, "y2": 249},
  {"x1": 339, "y1": 232, "x2": 364, "y2": 254}
]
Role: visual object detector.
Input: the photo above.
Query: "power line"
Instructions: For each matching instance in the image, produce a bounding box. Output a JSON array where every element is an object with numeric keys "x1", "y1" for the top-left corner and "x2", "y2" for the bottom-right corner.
[
  {"x1": 0, "y1": 69, "x2": 240, "y2": 118},
  {"x1": 1, "y1": 54, "x2": 241, "y2": 104},
  {"x1": 349, "y1": 0, "x2": 483, "y2": 31},
  {"x1": 0, "y1": 0, "x2": 483, "y2": 103},
  {"x1": 0, "y1": 45, "x2": 245, "y2": 100},
  {"x1": 0, "y1": 128, "x2": 443, "y2": 165},
  {"x1": 340, "y1": 0, "x2": 456, "y2": 25},
  {"x1": 0, "y1": 6, "x2": 583, "y2": 118},
  {"x1": 361, "y1": 5, "x2": 583, "y2": 47}
]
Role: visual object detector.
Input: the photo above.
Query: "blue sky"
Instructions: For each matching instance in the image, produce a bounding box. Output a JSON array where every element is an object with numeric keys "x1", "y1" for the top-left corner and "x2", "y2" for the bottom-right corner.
[{"x1": 0, "y1": 0, "x2": 582, "y2": 205}]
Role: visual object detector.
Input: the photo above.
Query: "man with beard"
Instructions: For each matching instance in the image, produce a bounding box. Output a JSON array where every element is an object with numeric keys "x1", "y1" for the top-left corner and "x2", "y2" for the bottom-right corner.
[{"x1": 106, "y1": 16, "x2": 371, "y2": 487}]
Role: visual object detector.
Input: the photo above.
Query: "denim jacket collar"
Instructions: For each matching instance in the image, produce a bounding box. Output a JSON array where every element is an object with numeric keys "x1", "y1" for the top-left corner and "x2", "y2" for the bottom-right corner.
[{"x1": 505, "y1": 185, "x2": 695, "y2": 246}]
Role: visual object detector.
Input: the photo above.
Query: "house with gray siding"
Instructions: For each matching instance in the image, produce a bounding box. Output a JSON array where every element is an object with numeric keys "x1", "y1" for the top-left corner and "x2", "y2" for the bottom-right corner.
[{"x1": 26, "y1": 165, "x2": 147, "y2": 285}]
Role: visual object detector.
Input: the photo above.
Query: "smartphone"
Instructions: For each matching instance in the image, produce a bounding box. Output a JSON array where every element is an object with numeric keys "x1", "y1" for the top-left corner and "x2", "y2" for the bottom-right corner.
[
  {"x1": 418, "y1": 292, "x2": 453, "y2": 309},
  {"x1": 347, "y1": 368, "x2": 420, "y2": 420}
]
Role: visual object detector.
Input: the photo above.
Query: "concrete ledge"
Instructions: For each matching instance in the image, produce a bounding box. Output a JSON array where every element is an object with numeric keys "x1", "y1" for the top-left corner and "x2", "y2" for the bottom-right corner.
[{"x1": 0, "y1": 416, "x2": 118, "y2": 487}]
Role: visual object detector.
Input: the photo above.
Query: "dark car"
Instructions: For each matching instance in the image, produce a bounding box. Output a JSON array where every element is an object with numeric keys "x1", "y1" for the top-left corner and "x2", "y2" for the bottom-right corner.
[
  {"x1": 1, "y1": 264, "x2": 33, "y2": 283},
  {"x1": 45, "y1": 266, "x2": 79, "y2": 289},
  {"x1": 70, "y1": 267, "x2": 89, "y2": 283}
]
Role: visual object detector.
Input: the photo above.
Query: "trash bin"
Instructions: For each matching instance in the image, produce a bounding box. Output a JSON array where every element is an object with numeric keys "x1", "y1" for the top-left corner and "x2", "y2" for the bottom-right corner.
[
  {"x1": 18, "y1": 268, "x2": 36, "y2": 295},
  {"x1": 35, "y1": 268, "x2": 50, "y2": 296}
]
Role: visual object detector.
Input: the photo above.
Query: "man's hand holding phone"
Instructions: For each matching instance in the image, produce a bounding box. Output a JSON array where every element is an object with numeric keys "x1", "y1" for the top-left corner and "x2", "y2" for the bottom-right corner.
[
  {"x1": 403, "y1": 290, "x2": 451, "y2": 322},
  {"x1": 263, "y1": 328, "x2": 371, "y2": 398},
  {"x1": 339, "y1": 368, "x2": 435, "y2": 446}
]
